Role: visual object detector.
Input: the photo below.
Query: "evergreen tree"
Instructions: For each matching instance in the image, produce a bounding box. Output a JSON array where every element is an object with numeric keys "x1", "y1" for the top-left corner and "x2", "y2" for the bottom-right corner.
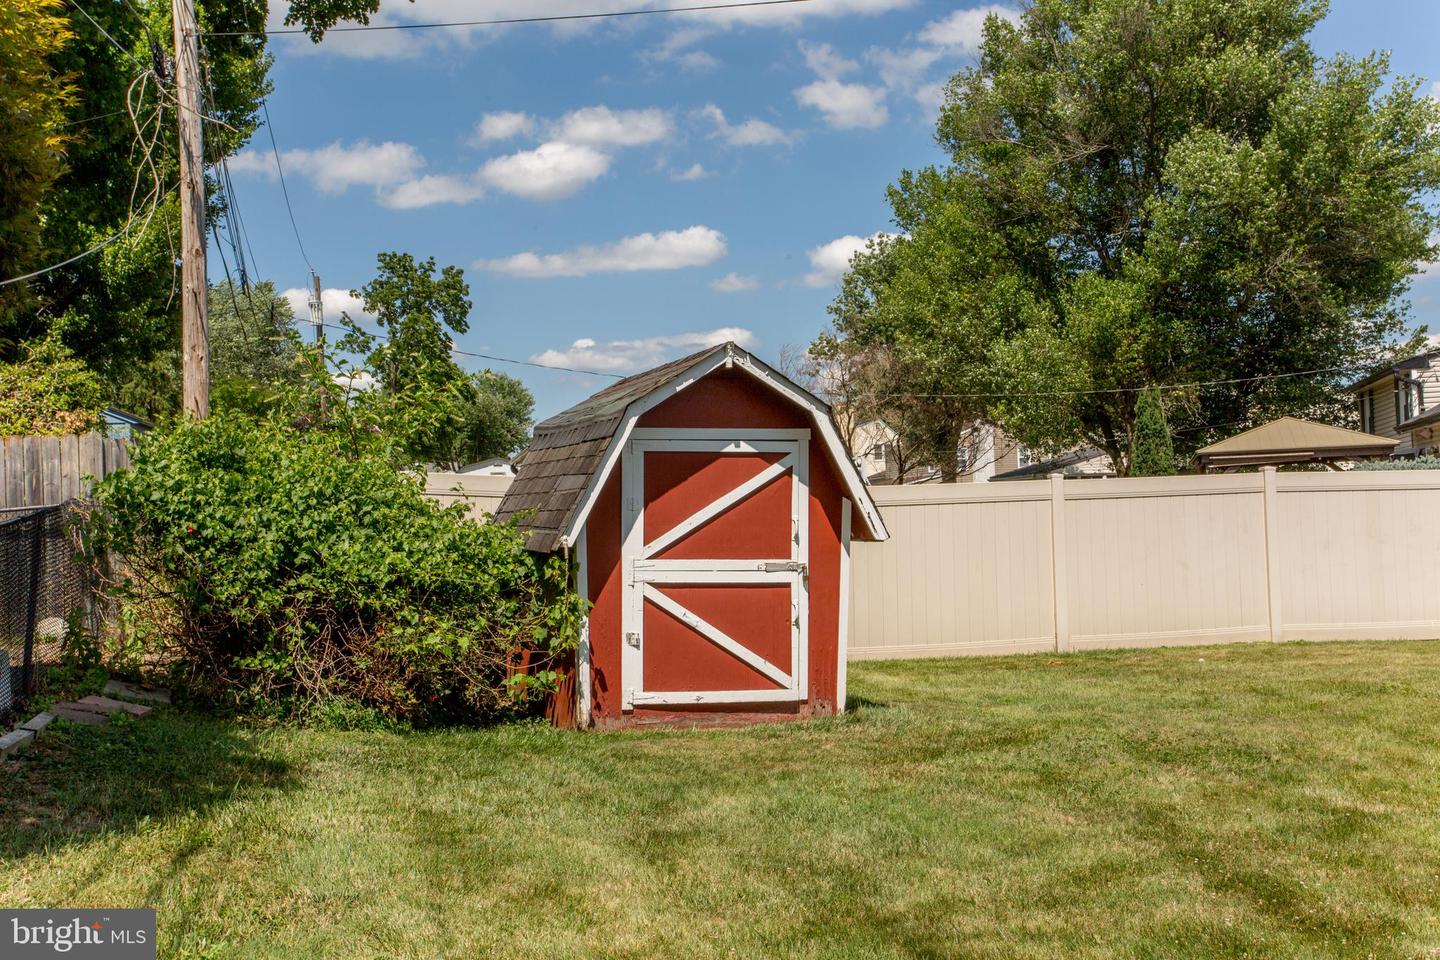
[{"x1": 1129, "y1": 388, "x2": 1176, "y2": 477}]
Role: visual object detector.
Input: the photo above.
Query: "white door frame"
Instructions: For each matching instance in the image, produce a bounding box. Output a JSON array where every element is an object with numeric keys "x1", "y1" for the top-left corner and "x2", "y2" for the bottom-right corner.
[{"x1": 620, "y1": 429, "x2": 809, "y2": 709}]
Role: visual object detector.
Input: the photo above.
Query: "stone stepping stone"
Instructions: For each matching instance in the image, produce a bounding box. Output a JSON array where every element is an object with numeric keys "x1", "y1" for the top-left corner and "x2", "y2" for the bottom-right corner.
[
  {"x1": 21, "y1": 713, "x2": 54, "y2": 734},
  {"x1": 0, "y1": 728, "x2": 34, "y2": 756},
  {"x1": 76, "y1": 695, "x2": 151, "y2": 717},
  {"x1": 103, "y1": 680, "x2": 171, "y2": 705},
  {"x1": 49, "y1": 705, "x2": 109, "y2": 726}
]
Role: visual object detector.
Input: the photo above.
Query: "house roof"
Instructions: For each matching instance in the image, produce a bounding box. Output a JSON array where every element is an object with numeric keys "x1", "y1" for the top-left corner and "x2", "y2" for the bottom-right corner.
[
  {"x1": 1194, "y1": 416, "x2": 1398, "y2": 468},
  {"x1": 1400, "y1": 403, "x2": 1440, "y2": 432},
  {"x1": 494, "y1": 342, "x2": 887, "y2": 553},
  {"x1": 991, "y1": 445, "x2": 1111, "y2": 481},
  {"x1": 1345, "y1": 349, "x2": 1438, "y2": 392}
]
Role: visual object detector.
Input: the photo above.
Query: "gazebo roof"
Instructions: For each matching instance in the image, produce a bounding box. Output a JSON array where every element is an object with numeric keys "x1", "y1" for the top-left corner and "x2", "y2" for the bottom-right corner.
[{"x1": 1195, "y1": 416, "x2": 1398, "y2": 469}]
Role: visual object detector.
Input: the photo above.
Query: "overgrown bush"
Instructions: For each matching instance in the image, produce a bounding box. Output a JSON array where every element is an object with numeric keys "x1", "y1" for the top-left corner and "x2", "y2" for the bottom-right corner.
[
  {"x1": 0, "y1": 335, "x2": 104, "y2": 435},
  {"x1": 89, "y1": 412, "x2": 583, "y2": 725}
]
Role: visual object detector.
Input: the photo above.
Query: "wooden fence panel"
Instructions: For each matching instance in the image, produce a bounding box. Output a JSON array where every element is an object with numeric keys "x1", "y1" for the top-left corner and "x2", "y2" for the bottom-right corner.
[{"x1": 0, "y1": 434, "x2": 133, "y2": 510}]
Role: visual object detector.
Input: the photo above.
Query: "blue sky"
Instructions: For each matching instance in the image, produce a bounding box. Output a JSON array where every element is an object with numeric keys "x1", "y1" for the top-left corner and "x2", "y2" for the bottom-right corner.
[{"x1": 224, "y1": 0, "x2": 1440, "y2": 419}]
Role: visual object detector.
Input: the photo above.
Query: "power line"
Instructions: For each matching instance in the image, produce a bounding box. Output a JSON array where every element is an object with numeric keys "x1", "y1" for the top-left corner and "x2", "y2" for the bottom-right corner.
[
  {"x1": 260, "y1": 97, "x2": 315, "y2": 273},
  {"x1": 879, "y1": 364, "x2": 1370, "y2": 401},
  {"x1": 205, "y1": 0, "x2": 813, "y2": 36},
  {"x1": 0, "y1": 186, "x2": 178, "y2": 287}
]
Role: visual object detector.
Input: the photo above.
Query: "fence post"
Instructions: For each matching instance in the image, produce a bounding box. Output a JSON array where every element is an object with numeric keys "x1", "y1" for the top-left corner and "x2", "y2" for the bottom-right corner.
[
  {"x1": 21, "y1": 510, "x2": 43, "y2": 694},
  {"x1": 1261, "y1": 466, "x2": 1283, "y2": 642},
  {"x1": 1050, "y1": 472, "x2": 1070, "y2": 653}
]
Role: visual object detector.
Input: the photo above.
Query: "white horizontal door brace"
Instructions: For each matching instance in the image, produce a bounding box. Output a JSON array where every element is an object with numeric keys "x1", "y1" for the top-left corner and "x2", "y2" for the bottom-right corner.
[
  {"x1": 642, "y1": 454, "x2": 794, "y2": 559},
  {"x1": 643, "y1": 584, "x2": 793, "y2": 688}
]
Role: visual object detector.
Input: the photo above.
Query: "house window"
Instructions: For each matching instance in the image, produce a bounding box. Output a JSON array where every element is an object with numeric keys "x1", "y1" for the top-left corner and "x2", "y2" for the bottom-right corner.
[
  {"x1": 956, "y1": 446, "x2": 971, "y2": 473},
  {"x1": 1017, "y1": 445, "x2": 1032, "y2": 469},
  {"x1": 1359, "y1": 390, "x2": 1375, "y2": 434},
  {"x1": 1400, "y1": 377, "x2": 1420, "y2": 424}
]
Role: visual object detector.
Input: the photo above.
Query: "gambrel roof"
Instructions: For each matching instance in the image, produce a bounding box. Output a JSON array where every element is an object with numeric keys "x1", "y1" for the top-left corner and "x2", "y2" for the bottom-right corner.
[{"x1": 495, "y1": 342, "x2": 887, "y2": 553}]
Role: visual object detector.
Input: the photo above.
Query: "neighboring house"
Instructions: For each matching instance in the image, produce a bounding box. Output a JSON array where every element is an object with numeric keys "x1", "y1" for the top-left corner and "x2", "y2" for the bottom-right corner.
[
  {"x1": 1347, "y1": 348, "x2": 1440, "y2": 456},
  {"x1": 102, "y1": 407, "x2": 152, "y2": 441},
  {"x1": 456, "y1": 457, "x2": 517, "y2": 477},
  {"x1": 847, "y1": 417, "x2": 1111, "y2": 483}
]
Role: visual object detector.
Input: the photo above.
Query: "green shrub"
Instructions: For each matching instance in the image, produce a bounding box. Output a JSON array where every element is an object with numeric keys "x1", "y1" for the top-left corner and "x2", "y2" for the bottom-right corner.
[
  {"x1": 0, "y1": 335, "x2": 104, "y2": 436},
  {"x1": 89, "y1": 412, "x2": 583, "y2": 725}
]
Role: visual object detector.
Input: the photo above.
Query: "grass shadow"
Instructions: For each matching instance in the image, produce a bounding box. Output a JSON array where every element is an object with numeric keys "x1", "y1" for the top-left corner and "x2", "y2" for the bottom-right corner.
[{"x1": 0, "y1": 710, "x2": 296, "y2": 861}]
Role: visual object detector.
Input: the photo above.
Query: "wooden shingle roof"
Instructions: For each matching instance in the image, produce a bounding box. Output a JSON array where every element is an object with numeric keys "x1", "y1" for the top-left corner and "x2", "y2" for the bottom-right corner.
[{"x1": 495, "y1": 345, "x2": 728, "y2": 553}]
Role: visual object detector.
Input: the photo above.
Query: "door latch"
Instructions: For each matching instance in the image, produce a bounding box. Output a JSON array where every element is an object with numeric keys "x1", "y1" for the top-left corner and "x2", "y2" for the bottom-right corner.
[
  {"x1": 761, "y1": 560, "x2": 807, "y2": 575},
  {"x1": 625, "y1": 631, "x2": 641, "y2": 649}
]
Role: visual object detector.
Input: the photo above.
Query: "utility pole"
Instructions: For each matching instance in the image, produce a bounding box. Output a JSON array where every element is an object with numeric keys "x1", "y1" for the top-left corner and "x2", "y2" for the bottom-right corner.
[
  {"x1": 308, "y1": 273, "x2": 327, "y2": 414},
  {"x1": 308, "y1": 273, "x2": 324, "y2": 356},
  {"x1": 173, "y1": 0, "x2": 209, "y2": 418}
]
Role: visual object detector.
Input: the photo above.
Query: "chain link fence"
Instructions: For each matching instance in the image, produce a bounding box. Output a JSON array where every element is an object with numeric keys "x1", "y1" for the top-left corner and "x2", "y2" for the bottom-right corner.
[{"x1": 0, "y1": 505, "x2": 92, "y2": 715}]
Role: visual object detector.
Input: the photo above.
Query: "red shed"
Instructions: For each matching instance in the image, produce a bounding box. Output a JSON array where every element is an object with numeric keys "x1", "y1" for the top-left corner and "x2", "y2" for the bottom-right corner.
[{"x1": 495, "y1": 342, "x2": 887, "y2": 729}]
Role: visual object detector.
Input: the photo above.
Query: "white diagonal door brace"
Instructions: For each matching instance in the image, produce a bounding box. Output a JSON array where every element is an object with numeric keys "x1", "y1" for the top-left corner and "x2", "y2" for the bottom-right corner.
[
  {"x1": 641, "y1": 454, "x2": 795, "y2": 559},
  {"x1": 642, "y1": 584, "x2": 793, "y2": 687}
]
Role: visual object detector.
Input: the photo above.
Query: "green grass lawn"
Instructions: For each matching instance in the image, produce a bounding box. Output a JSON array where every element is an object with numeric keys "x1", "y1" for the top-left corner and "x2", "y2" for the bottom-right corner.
[{"x1": 4, "y1": 641, "x2": 1440, "y2": 959}]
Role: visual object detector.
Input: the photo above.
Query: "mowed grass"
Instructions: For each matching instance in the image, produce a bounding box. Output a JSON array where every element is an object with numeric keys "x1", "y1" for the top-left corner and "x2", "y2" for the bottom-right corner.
[{"x1": 4, "y1": 641, "x2": 1440, "y2": 959}]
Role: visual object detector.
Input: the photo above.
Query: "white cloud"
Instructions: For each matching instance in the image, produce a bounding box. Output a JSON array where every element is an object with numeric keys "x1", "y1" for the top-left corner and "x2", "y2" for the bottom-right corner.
[
  {"x1": 471, "y1": 111, "x2": 535, "y2": 144},
  {"x1": 918, "y1": 4, "x2": 1020, "y2": 53},
  {"x1": 804, "y1": 232, "x2": 894, "y2": 287},
  {"x1": 240, "y1": 140, "x2": 426, "y2": 194},
  {"x1": 477, "y1": 225, "x2": 727, "y2": 278},
  {"x1": 549, "y1": 105, "x2": 672, "y2": 147},
  {"x1": 531, "y1": 327, "x2": 757, "y2": 373},
  {"x1": 480, "y1": 141, "x2": 611, "y2": 200},
  {"x1": 800, "y1": 40, "x2": 859, "y2": 80},
  {"x1": 867, "y1": 45, "x2": 943, "y2": 98},
  {"x1": 671, "y1": 163, "x2": 709, "y2": 181},
  {"x1": 710, "y1": 272, "x2": 760, "y2": 293},
  {"x1": 380, "y1": 174, "x2": 486, "y2": 209},
  {"x1": 645, "y1": 26, "x2": 722, "y2": 71},
  {"x1": 696, "y1": 104, "x2": 794, "y2": 147},
  {"x1": 795, "y1": 79, "x2": 889, "y2": 129},
  {"x1": 282, "y1": 286, "x2": 373, "y2": 322}
]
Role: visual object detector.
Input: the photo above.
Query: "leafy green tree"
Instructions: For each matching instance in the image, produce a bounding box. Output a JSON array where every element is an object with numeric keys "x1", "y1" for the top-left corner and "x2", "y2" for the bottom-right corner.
[
  {"x1": 337, "y1": 253, "x2": 533, "y2": 467},
  {"x1": 208, "y1": 280, "x2": 302, "y2": 414},
  {"x1": 1129, "y1": 388, "x2": 1176, "y2": 476},
  {"x1": 825, "y1": 0, "x2": 1440, "y2": 475},
  {"x1": 357, "y1": 252, "x2": 472, "y2": 394},
  {"x1": 0, "y1": 0, "x2": 74, "y2": 335},
  {"x1": 4, "y1": 0, "x2": 383, "y2": 385},
  {"x1": 0, "y1": 334, "x2": 104, "y2": 435},
  {"x1": 435, "y1": 371, "x2": 534, "y2": 469}
]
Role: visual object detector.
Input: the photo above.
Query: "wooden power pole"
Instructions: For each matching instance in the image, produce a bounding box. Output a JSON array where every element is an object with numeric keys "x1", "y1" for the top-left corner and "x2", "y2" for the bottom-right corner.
[{"x1": 173, "y1": 0, "x2": 209, "y2": 418}]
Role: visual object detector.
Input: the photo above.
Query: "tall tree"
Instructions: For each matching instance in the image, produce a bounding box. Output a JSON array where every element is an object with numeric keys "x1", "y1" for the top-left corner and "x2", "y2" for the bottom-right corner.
[
  {"x1": 3, "y1": 0, "x2": 383, "y2": 397},
  {"x1": 1129, "y1": 388, "x2": 1176, "y2": 477},
  {"x1": 824, "y1": 0, "x2": 1440, "y2": 475},
  {"x1": 0, "y1": 0, "x2": 75, "y2": 336},
  {"x1": 357, "y1": 252, "x2": 472, "y2": 394},
  {"x1": 346, "y1": 252, "x2": 533, "y2": 467}
]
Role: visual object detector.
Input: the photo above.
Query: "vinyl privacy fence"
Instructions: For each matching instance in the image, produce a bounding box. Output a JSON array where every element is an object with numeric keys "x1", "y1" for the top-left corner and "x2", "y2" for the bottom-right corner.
[{"x1": 849, "y1": 469, "x2": 1440, "y2": 659}]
